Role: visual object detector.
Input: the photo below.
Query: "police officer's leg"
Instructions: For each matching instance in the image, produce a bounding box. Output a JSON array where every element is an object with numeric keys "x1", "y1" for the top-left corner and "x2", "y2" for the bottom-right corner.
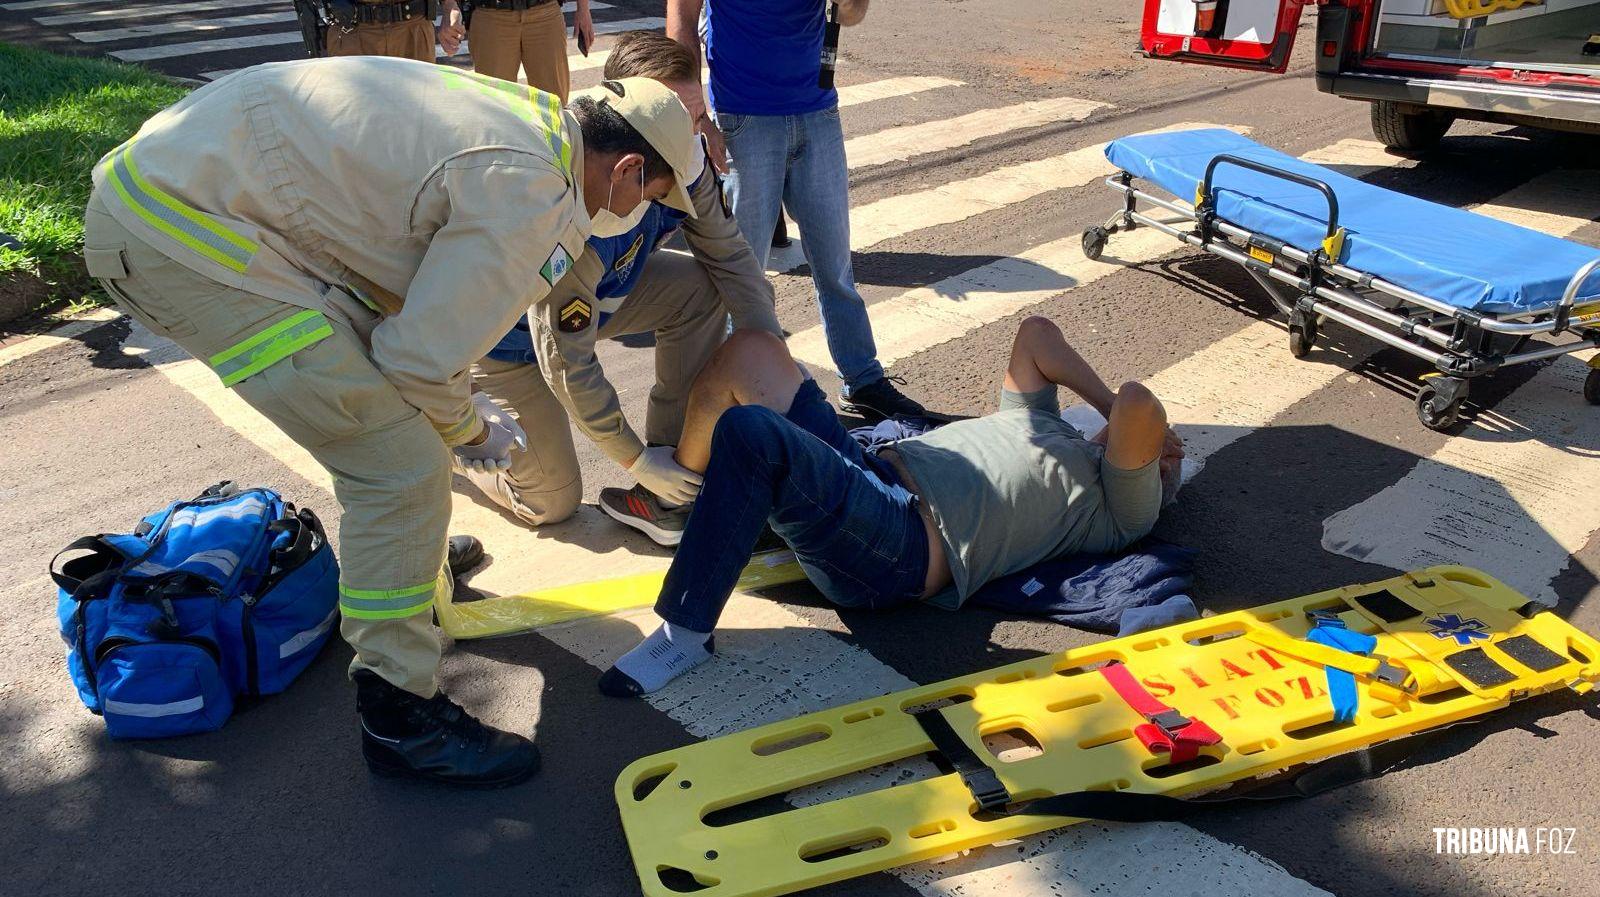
[
  {"x1": 519, "y1": 1, "x2": 570, "y2": 100},
  {"x1": 470, "y1": 359, "x2": 584, "y2": 526},
  {"x1": 391, "y1": 16, "x2": 437, "y2": 62},
  {"x1": 469, "y1": 7, "x2": 522, "y2": 81},
  {"x1": 595, "y1": 250, "x2": 727, "y2": 447}
]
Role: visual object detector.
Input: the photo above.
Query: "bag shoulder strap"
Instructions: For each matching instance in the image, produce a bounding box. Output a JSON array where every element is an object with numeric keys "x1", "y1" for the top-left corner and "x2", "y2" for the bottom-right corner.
[{"x1": 50, "y1": 536, "x2": 130, "y2": 600}]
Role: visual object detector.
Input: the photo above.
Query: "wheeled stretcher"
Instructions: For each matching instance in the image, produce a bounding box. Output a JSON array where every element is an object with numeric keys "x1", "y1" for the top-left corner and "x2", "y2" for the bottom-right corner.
[
  {"x1": 1083, "y1": 129, "x2": 1600, "y2": 430},
  {"x1": 615, "y1": 566, "x2": 1600, "y2": 897}
]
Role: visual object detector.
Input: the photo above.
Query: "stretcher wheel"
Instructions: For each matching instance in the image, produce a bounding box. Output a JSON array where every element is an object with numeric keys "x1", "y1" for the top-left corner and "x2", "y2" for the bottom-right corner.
[
  {"x1": 1584, "y1": 368, "x2": 1600, "y2": 406},
  {"x1": 1416, "y1": 382, "x2": 1463, "y2": 431},
  {"x1": 1288, "y1": 319, "x2": 1317, "y2": 358},
  {"x1": 1082, "y1": 226, "x2": 1109, "y2": 262}
]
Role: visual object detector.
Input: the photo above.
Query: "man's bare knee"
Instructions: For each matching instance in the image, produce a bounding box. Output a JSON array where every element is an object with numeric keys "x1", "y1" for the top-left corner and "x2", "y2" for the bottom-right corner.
[
  {"x1": 1112, "y1": 381, "x2": 1163, "y2": 425},
  {"x1": 1015, "y1": 315, "x2": 1062, "y2": 348}
]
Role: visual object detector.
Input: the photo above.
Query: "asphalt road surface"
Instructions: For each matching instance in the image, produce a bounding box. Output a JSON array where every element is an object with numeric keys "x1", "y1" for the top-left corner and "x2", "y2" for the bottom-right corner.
[{"x1": 3, "y1": 3, "x2": 1600, "y2": 897}]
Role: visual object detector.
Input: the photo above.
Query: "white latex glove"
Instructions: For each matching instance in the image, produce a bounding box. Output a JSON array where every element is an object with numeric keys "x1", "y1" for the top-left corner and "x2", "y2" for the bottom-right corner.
[
  {"x1": 629, "y1": 445, "x2": 703, "y2": 505},
  {"x1": 453, "y1": 393, "x2": 528, "y2": 473}
]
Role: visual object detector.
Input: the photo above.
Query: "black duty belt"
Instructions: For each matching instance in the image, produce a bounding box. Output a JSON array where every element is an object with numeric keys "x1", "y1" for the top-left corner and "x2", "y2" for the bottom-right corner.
[
  {"x1": 327, "y1": 0, "x2": 440, "y2": 28},
  {"x1": 470, "y1": 0, "x2": 557, "y2": 10}
]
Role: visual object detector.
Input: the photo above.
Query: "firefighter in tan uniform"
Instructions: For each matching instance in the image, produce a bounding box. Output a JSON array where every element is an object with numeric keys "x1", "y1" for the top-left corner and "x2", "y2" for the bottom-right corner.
[
  {"x1": 322, "y1": 0, "x2": 466, "y2": 60},
  {"x1": 83, "y1": 59, "x2": 700, "y2": 787},
  {"x1": 465, "y1": 68, "x2": 783, "y2": 542}
]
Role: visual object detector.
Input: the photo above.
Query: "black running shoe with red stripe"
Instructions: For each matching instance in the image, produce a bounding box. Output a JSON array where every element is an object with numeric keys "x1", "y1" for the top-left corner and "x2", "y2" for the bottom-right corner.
[{"x1": 598, "y1": 484, "x2": 692, "y2": 547}]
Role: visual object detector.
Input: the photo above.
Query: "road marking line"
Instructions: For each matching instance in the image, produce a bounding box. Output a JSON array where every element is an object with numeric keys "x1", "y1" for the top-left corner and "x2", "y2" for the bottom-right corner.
[
  {"x1": 593, "y1": 15, "x2": 665, "y2": 34},
  {"x1": 202, "y1": 44, "x2": 611, "y2": 82},
  {"x1": 844, "y1": 95, "x2": 1108, "y2": 168},
  {"x1": 1299, "y1": 138, "x2": 1417, "y2": 176},
  {"x1": 0, "y1": 308, "x2": 122, "y2": 368},
  {"x1": 836, "y1": 75, "x2": 962, "y2": 108},
  {"x1": 1321, "y1": 169, "x2": 1600, "y2": 604},
  {"x1": 40, "y1": 0, "x2": 279, "y2": 26},
  {"x1": 72, "y1": 10, "x2": 296, "y2": 42},
  {"x1": 846, "y1": 121, "x2": 1245, "y2": 258},
  {"x1": 2, "y1": 0, "x2": 105, "y2": 9},
  {"x1": 110, "y1": 31, "x2": 302, "y2": 61}
]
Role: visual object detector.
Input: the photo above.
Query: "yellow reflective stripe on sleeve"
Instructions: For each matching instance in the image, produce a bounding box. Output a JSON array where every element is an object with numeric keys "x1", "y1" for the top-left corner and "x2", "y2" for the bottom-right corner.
[
  {"x1": 105, "y1": 147, "x2": 257, "y2": 274},
  {"x1": 541, "y1": 92, "x2": 572, "y2": 179},
  {"x1": 435, "y1": 411, "x2": 479, "y2": 443},
  {"x1": 208, "y1": 309, "x2": 333, "y2": 387},
  {"x1": 339, "y1": 577, "x2": 439, "y2": 620}
]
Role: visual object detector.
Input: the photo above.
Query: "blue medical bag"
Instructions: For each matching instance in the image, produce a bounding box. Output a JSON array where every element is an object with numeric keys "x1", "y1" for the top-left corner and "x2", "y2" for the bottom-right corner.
[{"x1": 51, "y1": 482, "x2": 339, "y2": 739}]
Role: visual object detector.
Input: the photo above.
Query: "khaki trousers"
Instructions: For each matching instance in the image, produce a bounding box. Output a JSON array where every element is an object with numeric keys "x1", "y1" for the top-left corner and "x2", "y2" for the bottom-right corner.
[
  {"x1": 85, "y1": 193, "x2": 451, "y2": 698},
  {"x1": 468, "y1": 2, "x2": 569, "y2": 99},
  {"x1": 468, "y1": 250, "x2": 726, "y2": 526},
  {"x1": 327, "y1": 16, "x2": 436, "y2": 62}
]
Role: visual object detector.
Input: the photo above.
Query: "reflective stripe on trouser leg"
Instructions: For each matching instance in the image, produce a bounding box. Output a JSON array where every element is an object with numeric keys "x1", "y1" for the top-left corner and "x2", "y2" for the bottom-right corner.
[
  {"x1": 339, "y1": 569, "x2": 446, "y2": 619},
  {"x1": 209, "y1": 309, "x2": 335, "y2": 386}
]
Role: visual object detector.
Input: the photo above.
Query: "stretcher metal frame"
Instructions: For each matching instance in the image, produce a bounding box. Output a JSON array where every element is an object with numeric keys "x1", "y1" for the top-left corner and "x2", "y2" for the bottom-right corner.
[{"x1": 1083, "y1": 154, "x2": 1600, "y2": 430}]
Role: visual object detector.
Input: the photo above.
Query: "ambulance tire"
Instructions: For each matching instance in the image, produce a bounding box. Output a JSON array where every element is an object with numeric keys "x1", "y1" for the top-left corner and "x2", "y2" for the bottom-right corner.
[
  {"x1": 1584, "y1": 367, "x2": 1600, "y2": 405},
  {"x1": 1371, "y1": 100, "x2": 1453, "y2": 153},
  {"x1": 1082, "y1": 226, "x2": 1109, "y2": 262}
]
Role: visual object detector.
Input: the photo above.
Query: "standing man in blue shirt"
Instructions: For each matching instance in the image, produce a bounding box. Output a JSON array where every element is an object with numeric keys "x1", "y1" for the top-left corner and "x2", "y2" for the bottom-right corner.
[{"x1": 667, "y1": 0, "x2": 927, "y2": 421}]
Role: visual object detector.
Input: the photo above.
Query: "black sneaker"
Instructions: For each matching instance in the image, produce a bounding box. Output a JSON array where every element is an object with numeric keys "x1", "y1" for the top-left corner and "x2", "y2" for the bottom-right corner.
[
  {"x1": 599, "y1": 484, "x2": 692, "y2": 547},
  {"x1": 446, "y1": 535, "x2": 484, "y2": 577},
  {"x1": 355, "y1": 670, "x2": 541, "y2": 788},
  {"x1": 772, "y1": 214, "x2": 792, "y2": 249},
  {"x1": 842, "y1": 375, "x2": 926, "y2": 423}
]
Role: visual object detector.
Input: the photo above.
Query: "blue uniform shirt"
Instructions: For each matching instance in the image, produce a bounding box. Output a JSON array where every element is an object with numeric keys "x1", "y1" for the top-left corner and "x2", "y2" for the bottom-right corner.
[
  {"x1": 704, "y1": 0, "x2": 837, "y2": 116},
  {"x1": 487, "y1": 200, "x2": 691, "y2": 365}
]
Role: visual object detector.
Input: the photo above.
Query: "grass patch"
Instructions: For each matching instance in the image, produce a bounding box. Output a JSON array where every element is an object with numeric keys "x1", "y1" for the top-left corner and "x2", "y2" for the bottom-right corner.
[{"x1": 0, "y1": 43, "x2": 189, "y2": 320}]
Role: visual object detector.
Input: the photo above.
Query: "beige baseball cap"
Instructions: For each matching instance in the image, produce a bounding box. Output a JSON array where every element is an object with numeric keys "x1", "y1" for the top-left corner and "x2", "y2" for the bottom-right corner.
[{"x1": 577, "y1": 77, "x2": 699, "y2": 218}]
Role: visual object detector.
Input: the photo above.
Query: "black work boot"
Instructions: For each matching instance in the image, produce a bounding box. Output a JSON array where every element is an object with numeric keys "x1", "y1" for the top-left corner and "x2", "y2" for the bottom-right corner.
[
  {"x1": 355, "y1": 670, "x2": 541, "y2": 788},
  {"x1": 842, "y1": 375, "x2": 926, "y2": 423},
  {"x1": 446, "y1": 535, "x2": 484, "y2": 577}
]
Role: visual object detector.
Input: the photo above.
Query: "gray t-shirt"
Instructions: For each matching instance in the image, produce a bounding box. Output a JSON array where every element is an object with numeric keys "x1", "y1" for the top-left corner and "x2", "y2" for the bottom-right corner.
[{"x1": 890, "y1": 385, "x2": 1161, "y2": 609}]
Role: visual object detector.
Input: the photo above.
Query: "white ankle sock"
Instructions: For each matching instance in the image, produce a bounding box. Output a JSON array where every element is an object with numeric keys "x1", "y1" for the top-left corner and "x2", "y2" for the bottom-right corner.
[{"x1": 603, "y1": 622, "x2": 714, "y2": 696}]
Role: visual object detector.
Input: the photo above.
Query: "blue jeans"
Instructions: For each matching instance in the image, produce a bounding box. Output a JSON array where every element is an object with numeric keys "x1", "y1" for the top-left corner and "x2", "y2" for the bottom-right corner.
[
  {"x1": 715, "y1": 107, "x2": 885, "y2": 394},
  {"x1": 654, "y1": 380, "x2": 929, "y2": 632}
]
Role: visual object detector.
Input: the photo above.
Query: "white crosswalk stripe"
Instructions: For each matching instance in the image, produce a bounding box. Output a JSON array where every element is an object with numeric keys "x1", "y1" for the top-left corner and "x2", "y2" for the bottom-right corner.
[
  {"x1": 1322, "y1": 169, "x2": 1600, "y2": 605},
  {"x1": 845, "y1": 95, "x2": 1108, "y2": 168},
  {"x1": 110, "y1": 31, "x2": 302, "y2": 61},
  {"x1": 107, "y1": 16, "x2": 661, "y2": 62},
  {"x1": 39, "y1": 0, "x2": 276, "y2": 27},
  {"x1": 835, "y1": 75, "x2": 962, "y2": 107},
  {"x1": 73, "y1": 11, "x2": 296, "y2": 43}
]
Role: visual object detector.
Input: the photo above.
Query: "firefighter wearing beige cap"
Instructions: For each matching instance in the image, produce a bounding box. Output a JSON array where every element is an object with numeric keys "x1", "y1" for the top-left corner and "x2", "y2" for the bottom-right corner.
[
  {"x1": 464, "y1": 73, "x2": 784, "y2": 535},
  {"x1": 81, "y1": 60, "x2": 700, "y2": 788}
]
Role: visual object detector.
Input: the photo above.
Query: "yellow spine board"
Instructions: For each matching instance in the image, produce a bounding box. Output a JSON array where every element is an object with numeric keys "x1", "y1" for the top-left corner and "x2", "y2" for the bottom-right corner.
[
  {"x1": 615, "y1": 566, "x2": 1600, "y2": 897},
  {"x1": 435, "y1": 550, "x2": 807, "y2": 639}
]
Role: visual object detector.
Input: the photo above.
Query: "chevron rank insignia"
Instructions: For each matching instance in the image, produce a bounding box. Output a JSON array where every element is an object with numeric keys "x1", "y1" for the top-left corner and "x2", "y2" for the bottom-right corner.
[
  {"x1": 541, "y1": 244, "x2": 573, "y2": 287},
  {"x1": 558, "y1": 297, "x2": 593, "y2": 333}
]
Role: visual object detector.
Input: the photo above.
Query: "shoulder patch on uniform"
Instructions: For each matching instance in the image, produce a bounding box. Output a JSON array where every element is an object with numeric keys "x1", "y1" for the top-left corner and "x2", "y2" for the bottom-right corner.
[
  {"x1": 558, "y1": 297, "x2": 593, "y2": 333},
  {"x1": 541, "y1": 244, "x2": 573, "y2": 286}
]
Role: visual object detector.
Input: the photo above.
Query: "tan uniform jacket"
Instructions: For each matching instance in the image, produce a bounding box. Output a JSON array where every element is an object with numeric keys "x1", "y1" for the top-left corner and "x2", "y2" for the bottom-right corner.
[
  {"x1": 532, "y1": 154, "x2": 784, "y2": 464},
  {"x1": 91, "y1": 57, "x2": 591, "y2": 446}
]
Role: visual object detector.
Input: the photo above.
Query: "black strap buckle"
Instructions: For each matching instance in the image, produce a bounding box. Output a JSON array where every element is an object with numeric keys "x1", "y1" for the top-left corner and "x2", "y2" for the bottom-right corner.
[
  {"x1": 961, "y1": 766, "x2": 1011, "y2": 813},
  {"x1": 1148, "y1": 709, "x2": 1192, "y2": 738}
]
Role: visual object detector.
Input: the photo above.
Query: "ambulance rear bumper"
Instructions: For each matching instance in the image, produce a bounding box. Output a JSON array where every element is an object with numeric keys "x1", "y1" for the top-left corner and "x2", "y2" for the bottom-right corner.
[{"x1": 1319, "y1": 69, "x2": 1600, "y2": 132}]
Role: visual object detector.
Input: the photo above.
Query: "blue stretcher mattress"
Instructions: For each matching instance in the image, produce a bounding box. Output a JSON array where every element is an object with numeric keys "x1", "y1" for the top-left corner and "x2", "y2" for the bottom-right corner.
[{"x1": 1105, "y1": 129, "x2": 1600, "y2": 315}]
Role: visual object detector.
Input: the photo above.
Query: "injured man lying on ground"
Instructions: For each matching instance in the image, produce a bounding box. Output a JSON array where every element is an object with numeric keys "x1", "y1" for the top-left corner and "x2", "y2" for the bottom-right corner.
[{"x1": 598, "y1": 316, "x2": 1186, "y2": 697}]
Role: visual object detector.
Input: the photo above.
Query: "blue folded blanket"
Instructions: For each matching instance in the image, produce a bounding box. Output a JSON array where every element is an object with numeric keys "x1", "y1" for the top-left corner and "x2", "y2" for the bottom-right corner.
[{"x1": 969, "y1": 538, "x2": 1198, "y2": 634}]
